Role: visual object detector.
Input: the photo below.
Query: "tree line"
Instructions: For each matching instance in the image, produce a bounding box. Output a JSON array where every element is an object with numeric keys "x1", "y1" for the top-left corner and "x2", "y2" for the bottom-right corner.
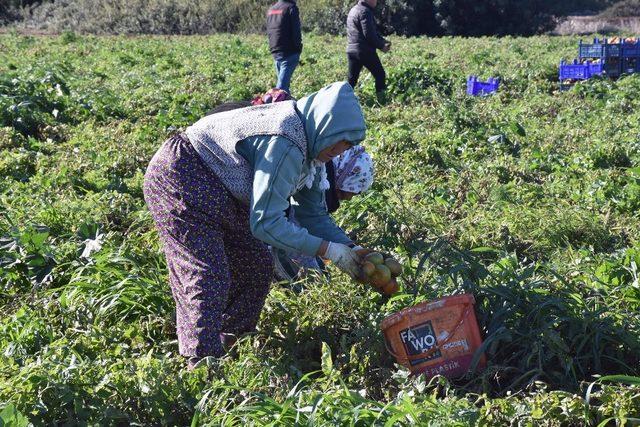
[{"x1": 2, "y1": 0, "x2": 619, "y2": 36}]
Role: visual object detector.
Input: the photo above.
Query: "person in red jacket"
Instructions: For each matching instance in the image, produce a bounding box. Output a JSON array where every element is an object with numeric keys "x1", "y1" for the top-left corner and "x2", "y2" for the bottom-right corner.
[{"x1": 266, "y1": 0, "x2": 303, "y2": 93}]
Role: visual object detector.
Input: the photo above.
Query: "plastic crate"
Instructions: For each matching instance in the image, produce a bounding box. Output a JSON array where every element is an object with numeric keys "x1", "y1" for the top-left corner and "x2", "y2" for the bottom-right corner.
[
  {"x1": 579, "y1": 38, "x2": 621, "y2": 59},
  {"x1": 587, "y1": 60, "x2": 603, "y2": 76},
  {"x1": 604, "y1": 58, "x2": 622, "y2": 77},
  {"x1": 622, "y1": 41, "x2": 640, "y2": 58},
  {"x1": 559, "y1": 60, "x2": 590, "y2": 80},
  {"x1": 589, "y1": 59, "x2": 622, "y2": 77},
  {"x1": 622, "y1": 57, "x2": 639, "y2": 74},
  {"x1": 466, "y1": 76, "x2": 500, "y2": 96}
]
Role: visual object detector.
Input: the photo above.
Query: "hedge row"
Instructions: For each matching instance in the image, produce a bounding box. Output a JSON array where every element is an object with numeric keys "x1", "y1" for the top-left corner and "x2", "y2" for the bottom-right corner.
[{"x1": 4, "y1": 0, "x2": 618, "y2": 36}]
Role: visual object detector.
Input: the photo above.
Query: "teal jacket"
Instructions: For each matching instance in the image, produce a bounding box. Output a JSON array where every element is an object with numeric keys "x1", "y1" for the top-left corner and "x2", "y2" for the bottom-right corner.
[{"x1": 236, "y1": 82, "x2": 366, "y2": 256}]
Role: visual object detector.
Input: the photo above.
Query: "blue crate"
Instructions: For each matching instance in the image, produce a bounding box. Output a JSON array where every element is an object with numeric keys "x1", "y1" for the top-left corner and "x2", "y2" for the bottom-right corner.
[
  {"x1": 579, "y1": 38, "x2": 621, "y2": 59},
  {"x1": 588, "y1": 59, "x2": 621, "y2": 77},
  {"x1": 622, "y1": 57, "x2": 639, "y2": 74},
  {"x1": 588, "y1": 60, "x2": 603, "y2": 76},
  {"x1": 559, "y1": 58, "x2": 623, "y2": 90},
  {"x1": 559, "y1": 59, "x2": 619, "y2": 83},
  {"x1": 603, "y1": 58, "x2": 622, "y2": 77},
  {"x1": 466, "y1": 75, "x2": 500, "y2": 96},
  {"x1": 559, "y1": 60, "x2": 590, "y2": 80},
  {"x1": 622, "y1": 41, "x2": 640, "y2": 58}
]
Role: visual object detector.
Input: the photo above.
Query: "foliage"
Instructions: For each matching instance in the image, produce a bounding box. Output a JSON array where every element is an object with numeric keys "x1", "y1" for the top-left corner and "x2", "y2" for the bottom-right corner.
[
  {"x1": 433, "y1": 0, "x2": 620, "y2": 36},
  {"x1": 0, "y1": 33, "x2": 639, "y2": 425},
  {"x1": 599, "y1": 0, "x2": 640, "y2": 17},
  {"x1": 3, "y1": 0, "x2": 620, "y2": 36},
  {"x1": 0, "y1": 0, "x2": 40, "y2": 25},
  {"x1": 298, "y1": 0, "x2": 437, "y2": 37},
  {"x1": 15, "y1": 0, "x2": 272, "y2": 35}
]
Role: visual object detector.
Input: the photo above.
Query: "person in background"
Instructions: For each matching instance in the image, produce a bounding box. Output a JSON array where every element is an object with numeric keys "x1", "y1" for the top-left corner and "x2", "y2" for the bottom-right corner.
[
  {"x1": 143, "y1": 82, "x2": 372, "y2": 368},
  {"x1": 266, "y1": 0, "x2": 302, "y2": 93},
  {"x1": 346, "y1": 0, "x2": 391, "y2": 96},
  {"x1": 273, "y1": 145, "x2": 375, "y2": 281}
]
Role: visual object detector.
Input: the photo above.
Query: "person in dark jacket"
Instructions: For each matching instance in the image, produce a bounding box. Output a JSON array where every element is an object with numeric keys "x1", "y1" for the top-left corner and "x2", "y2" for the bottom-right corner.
[
  {"x1": 346, "y1": 0, "x2": 390, "y2": 95},
  {"x1": 266, "y1": 0, "x2": 302, "y2": 93}
]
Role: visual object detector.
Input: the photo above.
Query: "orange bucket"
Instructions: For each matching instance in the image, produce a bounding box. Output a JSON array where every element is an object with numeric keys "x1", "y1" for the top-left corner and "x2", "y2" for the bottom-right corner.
[{"x1": 381, "y1": 294, "x2": 486, "y2": 378}]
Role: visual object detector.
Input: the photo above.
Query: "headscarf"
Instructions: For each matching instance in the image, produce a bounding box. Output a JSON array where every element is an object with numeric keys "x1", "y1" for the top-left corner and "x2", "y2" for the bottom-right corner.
[
  {"x1": 333, "y1": 145, "x2": 374, "y2": 194},
  {"x1": 296, "y1": 82, "x2": 366, "y2": 193}
]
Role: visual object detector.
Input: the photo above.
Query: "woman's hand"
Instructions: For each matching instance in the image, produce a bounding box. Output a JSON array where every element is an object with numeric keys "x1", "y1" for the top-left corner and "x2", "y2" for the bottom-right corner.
[{"x1": 321, "y1": 242, "x2": 362, "y2": 278}]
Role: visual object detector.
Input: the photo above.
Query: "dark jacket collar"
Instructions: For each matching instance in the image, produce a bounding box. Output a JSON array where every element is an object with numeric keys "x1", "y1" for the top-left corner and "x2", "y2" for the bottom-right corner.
[{"x1": 359, "y1": 0, "x2": 373, "y2": 10}]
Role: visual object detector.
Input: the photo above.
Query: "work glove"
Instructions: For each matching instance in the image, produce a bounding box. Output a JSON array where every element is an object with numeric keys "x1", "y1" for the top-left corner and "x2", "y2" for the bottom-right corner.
[{"x1": 323, "y1": 242, "x2": 362, "y2": 278}]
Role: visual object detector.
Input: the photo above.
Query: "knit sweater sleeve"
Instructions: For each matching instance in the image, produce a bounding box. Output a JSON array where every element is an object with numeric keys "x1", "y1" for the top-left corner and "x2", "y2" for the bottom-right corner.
[{"x1": 239, "y1": 135, "x2": 324, "y2": 256}]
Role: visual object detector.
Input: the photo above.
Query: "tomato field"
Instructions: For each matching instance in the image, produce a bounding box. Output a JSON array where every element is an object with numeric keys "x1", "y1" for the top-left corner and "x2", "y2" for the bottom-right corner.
[{"x1": 1, "y1": 32, "x2": 639, "y2": 425}]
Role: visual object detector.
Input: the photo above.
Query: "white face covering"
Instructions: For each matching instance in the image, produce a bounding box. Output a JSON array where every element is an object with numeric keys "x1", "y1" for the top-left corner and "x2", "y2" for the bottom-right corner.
[{"x1": 333, "y1": 146, "x2": 374, "y2": 194}]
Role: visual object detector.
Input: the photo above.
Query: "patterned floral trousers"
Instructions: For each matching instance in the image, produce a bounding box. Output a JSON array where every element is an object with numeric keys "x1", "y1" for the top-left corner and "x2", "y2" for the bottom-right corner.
[{"x1": 143, "y1": 134, "x2": 273, "y2": 359}]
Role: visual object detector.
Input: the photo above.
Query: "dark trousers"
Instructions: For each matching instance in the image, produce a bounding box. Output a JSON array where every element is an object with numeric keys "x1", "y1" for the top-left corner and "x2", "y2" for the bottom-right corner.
[{"x1": 347, "y1": 50, "x2": 386, "y2": 93}]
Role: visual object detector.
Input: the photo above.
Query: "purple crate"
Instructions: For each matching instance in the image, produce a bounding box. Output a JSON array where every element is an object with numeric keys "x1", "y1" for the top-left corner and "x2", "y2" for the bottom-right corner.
[
  {"x1": 559, "y1": 60, "x2": 590, "y2": 80},
  {"x1": 466, "y1": 76, "x2": 500, "y2": 96}
]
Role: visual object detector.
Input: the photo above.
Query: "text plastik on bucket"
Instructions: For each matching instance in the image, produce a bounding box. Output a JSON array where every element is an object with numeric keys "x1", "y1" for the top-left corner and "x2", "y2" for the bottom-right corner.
[{"x1": 381, "y1": 294, "x2": 486, "y2": 378}]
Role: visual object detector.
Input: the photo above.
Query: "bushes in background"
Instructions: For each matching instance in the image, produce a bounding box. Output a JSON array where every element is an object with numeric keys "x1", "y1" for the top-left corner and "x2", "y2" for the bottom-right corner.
[
  {"x1": 599, "y1": 0, "x2": 640, "y2": 17},
  {"x1": 15, "y1": 0, "x2": 270, "y2": 35},
  {"x1": 3, "y1": 0, "x2": 622, "y2": 37}
]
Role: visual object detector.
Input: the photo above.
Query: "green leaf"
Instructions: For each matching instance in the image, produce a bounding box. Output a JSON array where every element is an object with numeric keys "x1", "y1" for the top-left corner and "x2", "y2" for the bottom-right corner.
[
  {"x1": 530, "y1": 406, "x2": 544, "y2": 419},
  {"x1": 321, "y1": 341, "x2": 333, "y2": 377},
  {"x1": 28, "y1": 226, "x2": 49, "y2": 248},
  {"x1": 190, "y1": 409, "x2": 200, "y2": 427},
  {"x1": 510, "y1": 121, "x2": 526, "y2": 137},
  {"x1": 597, "y1": 417, "x2": 615, "y2": 427},
  {"x1": 597, "y1": 375, "x2": 640, "y2": 386},
  {"x1": 0, "y1": 404, "x2": 31, "y2": 427},
  {"x1": 470, "y1": 247, "x2": 498, "y2": 253}
]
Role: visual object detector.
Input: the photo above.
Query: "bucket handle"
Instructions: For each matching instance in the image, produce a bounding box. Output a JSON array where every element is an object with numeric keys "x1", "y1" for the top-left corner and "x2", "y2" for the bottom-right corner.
[{"x1": 383, "y1": 303, "x2": 472, "y2": 363}]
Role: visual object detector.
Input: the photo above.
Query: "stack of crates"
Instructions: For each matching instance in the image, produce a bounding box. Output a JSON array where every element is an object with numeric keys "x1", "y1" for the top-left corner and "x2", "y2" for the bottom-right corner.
[
  {"x1": 621, "y1": 39, "x2": 640, "y2": 74},
  {"x1": 578, "y1": 37, "x2": 622, "y2": 77},
  {"x1": 559, "y1": 36, "x2": 640, "y2": 89}
]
